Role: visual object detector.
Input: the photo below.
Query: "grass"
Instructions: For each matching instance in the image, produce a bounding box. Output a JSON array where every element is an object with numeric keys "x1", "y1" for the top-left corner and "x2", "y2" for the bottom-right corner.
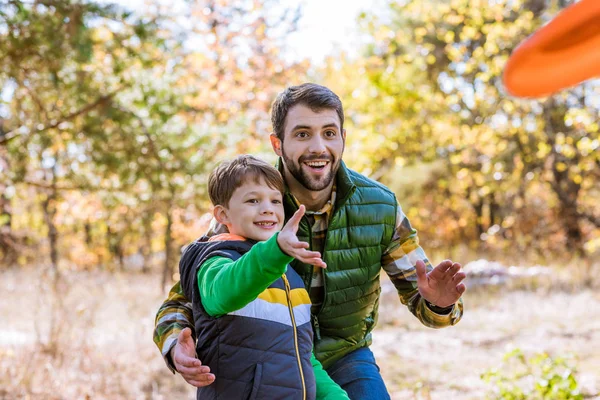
[{"x1": 1, "y1": 263, "x2": 599, "y2": 399}]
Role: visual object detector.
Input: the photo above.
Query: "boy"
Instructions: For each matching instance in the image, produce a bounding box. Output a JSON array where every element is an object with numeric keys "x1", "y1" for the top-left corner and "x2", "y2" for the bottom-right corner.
[{"x1": 178, "y1": 155, "x2": 349, "y2": 400}]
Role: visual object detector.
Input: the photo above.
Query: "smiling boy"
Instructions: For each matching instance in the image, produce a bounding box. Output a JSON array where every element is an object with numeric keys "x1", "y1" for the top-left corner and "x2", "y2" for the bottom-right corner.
[{"x1": 177, "y1": 154, "x2": 348, "y2": 400}]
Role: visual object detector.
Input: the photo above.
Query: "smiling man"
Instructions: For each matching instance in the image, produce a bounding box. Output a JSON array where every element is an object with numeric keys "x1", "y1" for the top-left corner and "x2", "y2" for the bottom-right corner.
[{"x1": 153, "y1": 83, "x2": 466, "y2": 399}]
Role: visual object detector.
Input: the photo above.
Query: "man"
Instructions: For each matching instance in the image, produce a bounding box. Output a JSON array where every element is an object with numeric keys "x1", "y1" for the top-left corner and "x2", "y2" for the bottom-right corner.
[{"x1": 154, "y1": 83, "x2": 466, "y2": 399}]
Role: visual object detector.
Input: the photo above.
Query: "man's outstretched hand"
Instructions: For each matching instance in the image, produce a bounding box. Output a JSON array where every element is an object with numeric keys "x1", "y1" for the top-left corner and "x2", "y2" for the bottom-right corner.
[
  {"x1": 170, "y1": 328, "x2": 215, "y2": 387},
  {"x1": 416, "y1": 260, "x2": 466, "y2": 308}
]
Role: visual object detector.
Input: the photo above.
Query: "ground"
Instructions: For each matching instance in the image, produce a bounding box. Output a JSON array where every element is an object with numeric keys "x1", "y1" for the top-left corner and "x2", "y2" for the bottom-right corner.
[{"x1": 1, "y1": 267, "x2": 599, "y2": 399}]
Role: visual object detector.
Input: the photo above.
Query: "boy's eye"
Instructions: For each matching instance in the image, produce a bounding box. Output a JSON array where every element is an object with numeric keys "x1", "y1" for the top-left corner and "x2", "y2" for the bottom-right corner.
[
  {"x1": 246, "y1": 199, "x2": 258, "y2": 204},
  {"x1": 272, "y1": 199, "x2": 282, "y2": 204}
]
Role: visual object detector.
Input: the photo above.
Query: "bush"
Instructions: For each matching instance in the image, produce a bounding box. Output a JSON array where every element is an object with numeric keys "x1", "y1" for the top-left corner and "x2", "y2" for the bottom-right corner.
[{"x1": 481, "y1": 348, "x2": 582, "y2": 400}]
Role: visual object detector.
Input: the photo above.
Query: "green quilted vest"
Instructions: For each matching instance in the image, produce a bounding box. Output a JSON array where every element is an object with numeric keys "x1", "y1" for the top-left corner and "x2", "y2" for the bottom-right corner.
[{"x1": 281, "y1": 160, "x2": 397, "y2": 369}]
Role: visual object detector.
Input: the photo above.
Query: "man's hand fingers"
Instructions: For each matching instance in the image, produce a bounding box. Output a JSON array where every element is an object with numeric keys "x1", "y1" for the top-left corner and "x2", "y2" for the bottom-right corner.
[
  {"x1": 452, "y1": 271, "x2": 466, "y2": 284},
  {"x1": 415, "y1": 260, "x2": 427, "y2": 286},
  {"x1": 175, "y1": 352, "x2": 201, "y2": 368},
  {"x1": 447, "y1": 262, "x2": 461, "y2": 276},
  {"x1": 177, "y1": 363, "x2": 210, "y2": 376},
  {"x1": 178, "y1": 327, "x2": 193, "y2": 343},
  {"x1": 456, "y1": 283, "x2": 467, "y2": 295},
  {"x1": 183, "y1": 373, "x2": 216, "y2": 388},
  {"x1": 436, "y1": 260, "x2": 453, "y2": 273}
]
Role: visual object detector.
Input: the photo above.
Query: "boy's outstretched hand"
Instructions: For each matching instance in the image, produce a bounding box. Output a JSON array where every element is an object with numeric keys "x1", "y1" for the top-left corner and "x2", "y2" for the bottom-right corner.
[
  {"x1": 416, "y1": 259, "x2": 466, "y2": 308},
  {"x1": 277, "y1": 205, "x2": 327, "y2": 268}
]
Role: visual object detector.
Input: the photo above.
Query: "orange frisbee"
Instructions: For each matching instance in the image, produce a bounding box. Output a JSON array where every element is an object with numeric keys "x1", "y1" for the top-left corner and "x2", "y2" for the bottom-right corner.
[{"x1": 503, "y1": 0, "x2": 600, "y2": 98}]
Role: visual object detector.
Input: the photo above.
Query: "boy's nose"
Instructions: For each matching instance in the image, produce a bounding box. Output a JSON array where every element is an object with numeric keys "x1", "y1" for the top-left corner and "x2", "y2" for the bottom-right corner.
[{"x1": 260, "y1": 203, "x2": 274, "y2": 214}]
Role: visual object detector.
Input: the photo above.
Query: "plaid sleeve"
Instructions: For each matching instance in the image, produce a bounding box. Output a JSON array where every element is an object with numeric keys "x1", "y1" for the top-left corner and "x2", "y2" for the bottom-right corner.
[
  {"x1": 153, "y1": 280, "x2": 194, "y2": 373},
  {"x1": 381, "y1": 205, "x2": 463, "y2": 328}
]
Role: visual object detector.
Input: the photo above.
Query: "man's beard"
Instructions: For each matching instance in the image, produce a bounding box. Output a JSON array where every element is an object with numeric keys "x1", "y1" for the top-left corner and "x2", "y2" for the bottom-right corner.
[{"x1": 281, "y1": 150, "x2": 340, "y2": 191}]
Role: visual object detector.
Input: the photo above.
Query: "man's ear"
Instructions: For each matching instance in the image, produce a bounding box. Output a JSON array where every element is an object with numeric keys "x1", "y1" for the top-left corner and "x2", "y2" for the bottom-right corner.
[
  {"x1": 213, "y1": 205, "x2": 229, "y2": 226},
  {"x1": 342, "y1": 128, "x2": 347, "y2": 141},
  {"x1": 270, "y1": 132, "x2": 283, "y2": 157}
]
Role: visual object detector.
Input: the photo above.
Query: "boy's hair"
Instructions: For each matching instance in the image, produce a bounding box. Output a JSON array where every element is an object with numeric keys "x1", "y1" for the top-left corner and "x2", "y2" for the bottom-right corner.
[
  {"x1": 271, "y1": 83, "x2": 344, "y2": 141},
  {"x1": 208, "y1": 155, "x2": 284, "y2": 207}
]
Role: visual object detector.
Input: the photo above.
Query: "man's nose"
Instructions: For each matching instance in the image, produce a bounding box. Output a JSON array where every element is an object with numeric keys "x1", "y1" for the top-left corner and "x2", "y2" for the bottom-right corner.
[{"x1": 308, "y1": 135, "x2": 327, "y2": 154}]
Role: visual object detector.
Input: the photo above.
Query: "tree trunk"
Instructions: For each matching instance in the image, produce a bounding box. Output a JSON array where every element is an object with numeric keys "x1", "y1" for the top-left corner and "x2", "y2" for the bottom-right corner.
[
  {"x1": 84, "y1": 221, "x2": 92, "y2": 247},
  {"x1": 0, "y1": 150, "x2": 16, "y2": 264},
  {"x1": 41, "y1": 170, "x2": 59, "y2": 272},
  {"x1": 141, "y1": 211, "x2": 153, "y2": 274},
  {"x1": 107, "y1": 224, "x2": 124, "y2": 271},
  {"x1": 162, "y1": 204, "x2": 174, "y2": 289}
]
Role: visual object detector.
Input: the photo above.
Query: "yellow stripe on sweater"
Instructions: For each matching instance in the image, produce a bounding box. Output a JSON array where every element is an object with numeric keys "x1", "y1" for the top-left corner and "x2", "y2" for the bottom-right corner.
[{"x1": 257, "y1": 287, "x2": 311, "y2": 307}]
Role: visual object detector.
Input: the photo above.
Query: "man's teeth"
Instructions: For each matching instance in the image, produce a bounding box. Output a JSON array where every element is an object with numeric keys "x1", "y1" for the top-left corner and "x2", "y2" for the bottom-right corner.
[{"x1": 305, "y1": 161, "x2": 328, "y2": 167}]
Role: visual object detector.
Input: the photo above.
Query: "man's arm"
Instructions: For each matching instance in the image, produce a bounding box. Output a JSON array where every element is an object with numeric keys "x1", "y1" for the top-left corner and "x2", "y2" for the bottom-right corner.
[
  {"x1": 311, "y1": 353, "x2": 350, "y2": 399},
  {"x1": 154, "y1": 277, "x2": 215, "y2": 387},
  {"x1": 381, "y1": 205, "x2": 464, "y2": 328},
  {"x1": 153, "y1": 281, "x2": 195, "y2": 372}
]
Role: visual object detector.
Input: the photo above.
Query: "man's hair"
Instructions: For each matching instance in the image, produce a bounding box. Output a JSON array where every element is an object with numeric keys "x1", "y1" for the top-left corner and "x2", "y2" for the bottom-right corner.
[
  {"x1": 208, "y1": 155, "x2": 284, "y2": 207},
  {"x1": 271, "y1": 83, "x2": 344, "y2": 140}
]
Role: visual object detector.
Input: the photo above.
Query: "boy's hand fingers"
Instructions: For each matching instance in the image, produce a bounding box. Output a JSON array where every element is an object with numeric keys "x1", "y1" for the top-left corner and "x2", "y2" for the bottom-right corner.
[
  {"x1": 284, "y1": 205, "x2": 305, "y2": 232},
  {"x1": 296, "y1": 254, "x2": 326, "y2": 267},
  {"x1": 291, "y1": 240, "x2": 310, "y2": 249},
  {"x1": 295, "y1": 249, "x2": 321, "y2": 259}
]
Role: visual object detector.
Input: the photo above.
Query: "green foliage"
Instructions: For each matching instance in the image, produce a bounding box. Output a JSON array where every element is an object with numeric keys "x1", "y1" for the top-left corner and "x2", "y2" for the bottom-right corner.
[
  {"x1": 322, "y1": 0, "x2": 600, "y2": 261},
  {"x1": 0, "y1": 0, "x2": 305, "y2": 272},
  {"x1": 481, "y1": 349, "x2": 583, "y2": 400}
]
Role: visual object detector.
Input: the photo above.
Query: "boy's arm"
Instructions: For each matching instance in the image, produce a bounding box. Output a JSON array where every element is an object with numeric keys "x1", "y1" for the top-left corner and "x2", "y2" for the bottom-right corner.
[
  {"x1": 153, "y1": 281, "x2": 194, "y2": 372},
  {"x1": 199, "y1": 233, "x2": 293, "y2": 316},
  {"x1": 311, "y1": 353, "x2": 350, "y2": 400},
  {"x1": 381, "y1": 205, "x2": 464, "y2": 328}
]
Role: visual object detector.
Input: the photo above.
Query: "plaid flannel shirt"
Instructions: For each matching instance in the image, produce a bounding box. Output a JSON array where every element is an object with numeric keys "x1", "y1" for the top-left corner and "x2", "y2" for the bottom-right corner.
[{"x1": 154, "y1": 196, "x2": 463, "y2": 371}]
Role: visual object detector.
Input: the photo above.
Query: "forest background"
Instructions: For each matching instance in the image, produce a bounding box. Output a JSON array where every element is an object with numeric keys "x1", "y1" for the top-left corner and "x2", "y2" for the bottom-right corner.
[{"x1": 1, "y1": 0, "x2": 599, "y2": 398}]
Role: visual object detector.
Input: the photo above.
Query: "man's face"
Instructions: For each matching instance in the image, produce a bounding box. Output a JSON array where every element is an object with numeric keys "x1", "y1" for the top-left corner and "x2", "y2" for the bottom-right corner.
[
  {"x1": 216, "y1": 177, "x2": 285, "y2": 242},
  {"x1": 271, "y1": 104, "x2": 345, "y2": 191}
]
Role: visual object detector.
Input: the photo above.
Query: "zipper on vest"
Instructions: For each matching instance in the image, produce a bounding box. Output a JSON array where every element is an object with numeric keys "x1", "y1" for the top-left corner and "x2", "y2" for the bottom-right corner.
[
  {"x1": 311, "y1": 314, "x2": 321, "y2": 341},
  {"x1": 282, "y1": 274, "x2": 306, "y2": 400}
]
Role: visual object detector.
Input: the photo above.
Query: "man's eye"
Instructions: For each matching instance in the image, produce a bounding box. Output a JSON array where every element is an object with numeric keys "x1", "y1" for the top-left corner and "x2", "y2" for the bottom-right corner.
[
  {"x1": 296, "y1": 131, "x2": 309, "y2": 138},
  {"x1": 325, "y1": 130, "x2": 336, "y2": 137}
]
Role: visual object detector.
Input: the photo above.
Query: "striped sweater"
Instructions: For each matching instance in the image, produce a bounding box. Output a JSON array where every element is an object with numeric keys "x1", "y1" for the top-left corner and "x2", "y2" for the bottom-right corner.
[{"x1": 178, "y1": 233, "x2": 347, "y2": 400}]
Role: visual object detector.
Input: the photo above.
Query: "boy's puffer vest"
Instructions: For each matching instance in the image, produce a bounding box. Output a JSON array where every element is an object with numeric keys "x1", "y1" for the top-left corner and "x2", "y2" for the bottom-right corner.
[
  {"x1": 179, "y1": 237, "x2": 316, "y2": 400},
  {"x1": 281, "y1": 161, "x2": 397, "y2": 369}
]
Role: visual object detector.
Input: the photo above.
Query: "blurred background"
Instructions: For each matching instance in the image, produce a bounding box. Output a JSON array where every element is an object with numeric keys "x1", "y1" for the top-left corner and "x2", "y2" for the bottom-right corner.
[{"x1": 1, "y1": 0, "x2": 599, "y2": 398}]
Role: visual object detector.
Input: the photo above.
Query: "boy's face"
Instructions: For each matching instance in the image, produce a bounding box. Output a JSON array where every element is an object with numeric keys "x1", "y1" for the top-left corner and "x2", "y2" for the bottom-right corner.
[{"x1": 215, "y1": 177, "x2": 285, "y2": 242}]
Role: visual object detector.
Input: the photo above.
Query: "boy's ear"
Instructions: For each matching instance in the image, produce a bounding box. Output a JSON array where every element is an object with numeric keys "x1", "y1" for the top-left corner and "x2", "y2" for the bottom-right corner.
[
  {"x1": 270, "y1": 132, "x2": 283, "y2": 157},
  {"x1": 213, "y1": 205, "x2": 230, "y2": 225}
]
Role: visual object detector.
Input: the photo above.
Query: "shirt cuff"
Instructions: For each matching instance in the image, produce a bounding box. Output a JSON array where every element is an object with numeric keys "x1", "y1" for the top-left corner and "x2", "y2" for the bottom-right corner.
[
  {"x1": 424, "y1": 299, "x2": 454, "y2": 315},
  {"x1": 417, "y1": 297, "x2": 464, "y2": 328},
  {"x1": 162, "y1": 335, "x2": 179, "y2": 374}
]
